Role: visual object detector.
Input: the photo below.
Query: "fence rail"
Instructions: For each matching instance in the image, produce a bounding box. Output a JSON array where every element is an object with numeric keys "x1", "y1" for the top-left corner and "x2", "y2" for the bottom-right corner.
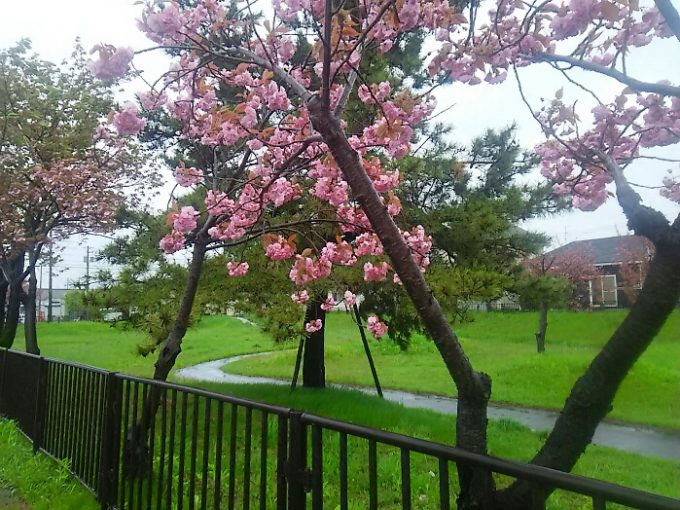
[{"x1": 0, "y1": 348, "x2": 678, "y2": 510}]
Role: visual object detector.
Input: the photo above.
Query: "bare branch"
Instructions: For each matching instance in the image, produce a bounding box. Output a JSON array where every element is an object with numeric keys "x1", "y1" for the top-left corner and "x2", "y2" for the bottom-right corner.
[
  {"x1": 533, "y1": 52, "x2": 680, "y2": 97},
  {"x1": 655, "y1": 0, "x2": 680, "y2": 43}
]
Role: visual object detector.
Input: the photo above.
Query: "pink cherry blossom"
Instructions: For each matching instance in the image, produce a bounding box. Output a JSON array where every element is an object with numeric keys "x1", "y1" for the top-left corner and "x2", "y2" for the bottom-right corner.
[
  {"x1": 175, "y1": 163, "x2": 203, "y2": 187},
  {"x1": 305, "y1": 319, "x2": 323, "y2": 334},
  {"x1": 363, "y1": 261, "x2": 389, "y2": 282},
  {"x1": 265, "y1": 236, "x2": 296, "y2": 260},
  {"x1": 205, "y1": 190, "x2": 234, "y2": 216},
  {"x1": 291, "y1": 290, "x2": 310, "y2": 304},
  {"x1": 227, "y1": 261, "x2": 249, "y2": 276},
  {"x1": 367, "y1": 315, "x2": 388, "y2": 338},
  {"x1": 320, "y1": 296, "x2": 336, "y2": 311},
  {"x1": 88, "y1": 46, "x2": 134, "y2": 80},
  {"x1": 172, "y1": 206, "x2": 198, "y2": 233},
  {"x1": 112, "y1": 104, "x2": 146, "y2": 136},
  {"x1": 159, "y1": 232, "x2": 186, "y2": 254},
  {"x1": 343, "y1": 291, "x2": 356, "y2": 307}
]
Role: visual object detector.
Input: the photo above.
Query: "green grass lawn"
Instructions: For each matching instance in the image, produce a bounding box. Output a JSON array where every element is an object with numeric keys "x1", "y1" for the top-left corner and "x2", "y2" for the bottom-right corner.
[
  {"x1": 6, "y1": 311, "x2": 679, "y2": 505},
  {"x1": 0, "y1": 420, "x2": 98, "y2": 510},
  {"x1": 16, "y1": 315, "x2": 280, "y2": 375},
  {"x1": 226, "y1": 310, "x2": 680, "y2": 430}
]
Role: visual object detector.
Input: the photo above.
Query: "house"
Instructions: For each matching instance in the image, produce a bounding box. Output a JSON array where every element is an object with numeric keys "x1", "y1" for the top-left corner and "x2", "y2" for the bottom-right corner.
[{"x1": 544, "y1": 235, "x2": 653, "y2": 308}]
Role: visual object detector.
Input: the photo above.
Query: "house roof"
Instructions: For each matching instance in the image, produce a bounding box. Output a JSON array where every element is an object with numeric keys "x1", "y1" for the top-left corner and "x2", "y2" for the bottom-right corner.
[{"x1": 545, "y1": 235, "x2": 653, "y2": 266}]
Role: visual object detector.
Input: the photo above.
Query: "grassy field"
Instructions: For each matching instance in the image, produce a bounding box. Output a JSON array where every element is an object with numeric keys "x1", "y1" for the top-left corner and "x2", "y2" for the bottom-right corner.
[
  {"x1": 226, "y1": 310, "x2": 680, "y2": 429},
  {"x1": 6, "y1": 311, "x2": 679, "y2": 505},
  {"x1": 0, "y1": 420, "x2": 98, "y2": 510},
  {"x1": 16, "y1": 315, "x2": 280, "y2": 375}
]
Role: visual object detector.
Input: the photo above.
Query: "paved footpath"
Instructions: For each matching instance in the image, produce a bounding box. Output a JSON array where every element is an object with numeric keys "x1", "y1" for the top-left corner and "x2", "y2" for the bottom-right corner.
[{"x1": 176, "y1": 352, "x2": 680, "y2": 462}]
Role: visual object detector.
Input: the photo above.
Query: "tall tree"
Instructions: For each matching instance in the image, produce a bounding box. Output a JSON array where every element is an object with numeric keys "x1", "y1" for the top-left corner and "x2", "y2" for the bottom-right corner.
[
  {"x1": 93, "y1": 0, "x2": 680, "y2": 507},
  {"x1": 0, "y1": 41, "x2": 151, "y2": 352}
]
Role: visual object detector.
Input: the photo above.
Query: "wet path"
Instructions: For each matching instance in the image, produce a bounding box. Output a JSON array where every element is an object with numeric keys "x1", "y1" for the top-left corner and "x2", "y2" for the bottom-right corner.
[{"x1": 176, "y1": 352, "x2": 680, "y2": 462}]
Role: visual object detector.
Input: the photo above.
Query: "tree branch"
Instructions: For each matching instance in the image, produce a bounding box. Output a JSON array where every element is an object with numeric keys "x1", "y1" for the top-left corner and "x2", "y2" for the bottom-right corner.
[
  {"x1": 533, "y1": 52, "x2": 680, "y2": 97},
  {"x1": 594, "y1": 150, "x2": 670, "y2": 243},
  {"x1": 655, "y1": 0, "x2": 680, "y2": 43}
]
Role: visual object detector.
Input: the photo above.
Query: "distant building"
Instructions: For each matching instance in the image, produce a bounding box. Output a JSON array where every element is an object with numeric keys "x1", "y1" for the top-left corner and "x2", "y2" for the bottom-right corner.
[
  {"x1": 544, "y1": 235, "x2": 654, "y2": 308},
  {"x1": 19, "y1": 288, "x2": 70, "y2": 321}
]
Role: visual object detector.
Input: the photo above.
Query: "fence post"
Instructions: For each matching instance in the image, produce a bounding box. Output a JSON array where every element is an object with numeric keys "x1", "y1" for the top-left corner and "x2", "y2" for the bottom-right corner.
[
  {"x1": 32, "y1": 357, "x2": 49, "y2": 453},
  {"x1": 98, "y1": 372, "x2": 122, "y2": 510},
  {"x1": 287, "y1": 410, "x2": 308, "y2": 510}
]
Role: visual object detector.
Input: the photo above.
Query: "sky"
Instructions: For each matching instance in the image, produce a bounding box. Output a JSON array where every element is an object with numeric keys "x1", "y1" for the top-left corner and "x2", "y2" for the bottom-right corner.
[{"x1": 2, "y1": 0, "x2": 679, "y2": 288}]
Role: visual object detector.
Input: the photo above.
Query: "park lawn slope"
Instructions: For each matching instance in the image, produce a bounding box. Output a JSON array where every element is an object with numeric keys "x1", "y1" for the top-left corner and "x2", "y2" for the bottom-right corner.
[
  {"x1": 0, "y1": 420, "x2": 98, "y2": 510},
  {"x1": 226, "y1": 310, "x2": 680, "y2": 429},
  {"x1": 16, "y1": 315, "x2": 279, "y2": 376}
]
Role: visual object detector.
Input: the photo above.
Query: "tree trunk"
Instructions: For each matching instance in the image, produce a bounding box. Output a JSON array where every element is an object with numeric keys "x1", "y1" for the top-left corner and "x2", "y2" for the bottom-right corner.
[
  {"x1": 302, "y1": 297, "x2": 326, "y2": 388},
  {"x1": 24, "y1": 265, "x2": 40, "y2": 355},
  {"x1": 0, "y1": 255, "x2": 25, "y2": 349},
  {"x1": 123, "y1": 238, "x2": 208, "y2": 478},
  {"x1": 497, "y1": 229, "x2": 680, "y2": 509},
  {"x1": 0, "y1": 279, "x2": 8, "y2": 336},
  {"x1": 535, "y1": 302, "x2": 547, "y2": 353},
  {"x1": 308, "y1": 99, "x2": 494, "y2": 508}
]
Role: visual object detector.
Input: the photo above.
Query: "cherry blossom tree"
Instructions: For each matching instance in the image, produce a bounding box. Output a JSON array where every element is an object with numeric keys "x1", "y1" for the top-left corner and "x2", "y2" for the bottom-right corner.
[
  {"x1": 520, "y1": 249, "x2": 600, "y2": 352},
  {"x1": 93, "y1": 0, "x2": 680, "y2": 507},
  {"x1": 0, "y1": 41, "x2": 152, "y2": 353}
]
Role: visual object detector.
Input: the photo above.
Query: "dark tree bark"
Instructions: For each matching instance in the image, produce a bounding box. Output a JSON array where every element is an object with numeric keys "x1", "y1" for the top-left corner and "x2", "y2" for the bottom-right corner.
[
  {"x1": 302, "y1": 296, "x2": 326, "y2": 388},
  {"x1": 307, "y1": 98, "x2": 494, "y2": 509},
  {"x1": 496, "y1": 154, "x2": 680, "y2": 508},
  {"x1": 0, "y1": 255, "x2": 25, "y2": 349},
  {"x1": 24, "y1": 265, "x2": 40, "y2": 355},
  {"x1": 535, "y1": 302, "x2": 547, "y2": 353},
  {"x1": 0, "y1": 279, "x2": 8, "y2": 336},
  {"x1": 153, "y1": 239, "x2": 207, "y2": 381},
  {"x1": 123, "y1": 237, "x2": 208, "y2": 478}
]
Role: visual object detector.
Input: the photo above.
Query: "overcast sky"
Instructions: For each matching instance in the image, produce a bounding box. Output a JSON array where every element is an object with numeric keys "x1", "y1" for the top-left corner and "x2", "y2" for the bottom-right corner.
[{"x1": 2, "y1": 0, "x2": 679, "y2": 288}]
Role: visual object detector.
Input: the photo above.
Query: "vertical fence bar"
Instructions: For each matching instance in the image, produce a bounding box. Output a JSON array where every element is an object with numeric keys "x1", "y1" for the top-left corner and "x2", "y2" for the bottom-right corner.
[
  {"x1": 82, "y1": 370, "x2": 95, "y2": 485},
  {"x1": 55, "y1": 364, "x2": 66, "y2": 459},
  {"x1": 213, "y1": 401, "x2": 224, "y2": 510},
  {"x1": 146, "y1": 384, "x2": 157, "y2": 510},
  {"x1": 400, "y1": 448, "x2": 411, "y2": 510},
  {"x1": 439, "y1": 458, "x2": 450, "y2": 510},
  {"x1": 31, "y1": 357, "x2": 48, "y2": 453},
  {"x1": 311, "y1": 424, "x2": 323, "y2": 510},
  {"x1": 98, "y1": 373, "x2": 122, "y2": 510},
  {"x1": 92, "y1": 373, "x2": 104, "y2": 489},
  {"x1": 136, "y1": 383, "x2": 149, "y2": 510},
  {"x1": 70, "y1": 368, "x2": 83, "y2": 472},
  {"x1": 244, "y1": 407, "x2": 253, "y2": 510},
  {"x1": 287, "y1": 411, "x2": 307, "y2": 510},
  {"x1": 178, "y1": 392, "x2": 189, "y2": 510},
  {"x1": 120, "y1": 379, "x2": 132, "y2": 510},
  {"x1": 79, "y1": 370, "x2": 94, "y2": 485},
  {"x1": 129, "y1": 381, "x2": 140, "y2": 509},
  {"x1": 156, "y1": 388, "x2": 168, "y2": 510},
  {"x1": 339, "y1": 433, "x2": 348, "y2": 510},
  {"x1": 189, "y1": 393, "x2": 200, "y2": 510},
  {"x1": 200, "y1": 398, "x2": 212, "y2": 510},
  {"x1": 368, "y1": 440, "x2": 377, "y2": 510},
  {"x1": 165, "y1": 389, "x2": 178, "y2": 510},
  {"x1": 259, "y1": 411, "x2": 268, "y2": 510},
  {"x1": 593, "y1": 497, "x2": 607, "y2": 510},
  {"x1": 60, "y1": 365, "x2": 74, "y2": 460},
  {"x1": 276, "y1": 415, "x2": 287, "y2": 510},
  {"x1": 228, "y1": 404, "x2": 238, "y2": 510},
  {"x1": 74, "y1": 368, "x2": 87, "y2": 477}
]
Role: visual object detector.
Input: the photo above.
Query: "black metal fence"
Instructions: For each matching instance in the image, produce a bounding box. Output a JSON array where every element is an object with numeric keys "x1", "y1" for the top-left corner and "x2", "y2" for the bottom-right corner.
[{"x1": 1, "y1": 348, "x2": 679, "y2": 510}]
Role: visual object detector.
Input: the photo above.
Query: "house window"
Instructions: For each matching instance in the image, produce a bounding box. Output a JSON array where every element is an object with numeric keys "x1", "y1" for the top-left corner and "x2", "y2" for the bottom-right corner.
[{"x1": 591, "y1": 274, "x2": 618, "y2": 308}]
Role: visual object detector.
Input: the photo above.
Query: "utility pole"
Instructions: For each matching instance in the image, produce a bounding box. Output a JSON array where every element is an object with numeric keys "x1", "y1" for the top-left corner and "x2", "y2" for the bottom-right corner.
[{"x1": 85, "y1": 245, "x2": 91, "y2": 291}]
